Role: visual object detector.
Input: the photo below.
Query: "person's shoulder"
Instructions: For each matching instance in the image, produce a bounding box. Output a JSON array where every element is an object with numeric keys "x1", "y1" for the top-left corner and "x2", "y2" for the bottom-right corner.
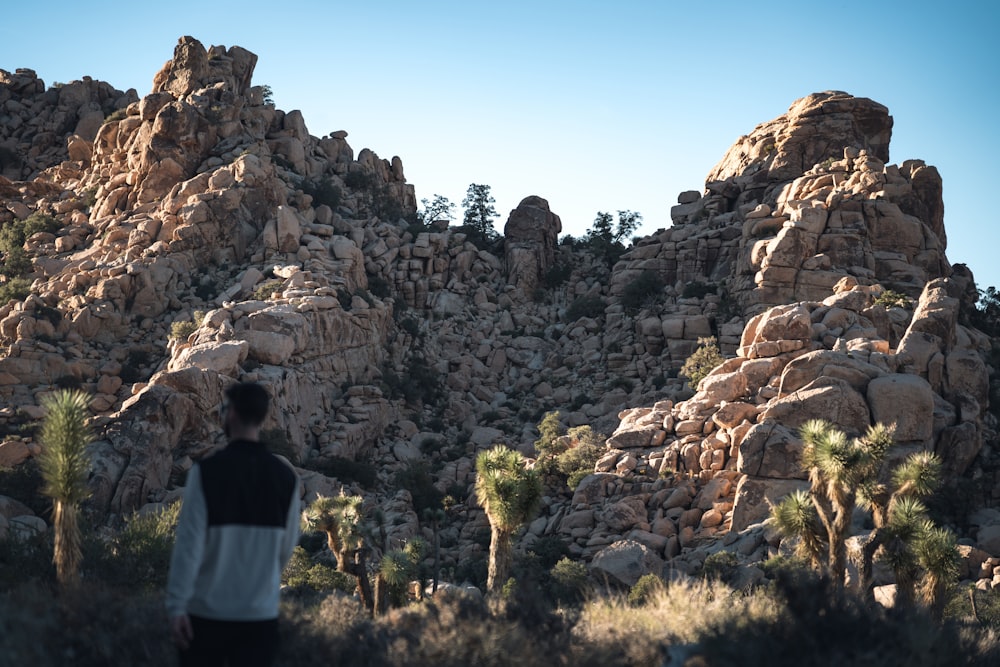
[{"x1": 266, "y1": 451, "x2": 299, "y2": 481}]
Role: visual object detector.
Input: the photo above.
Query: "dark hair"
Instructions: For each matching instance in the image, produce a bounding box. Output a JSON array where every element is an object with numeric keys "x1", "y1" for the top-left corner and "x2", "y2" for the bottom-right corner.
[{"x1": 224, "y1": 382, "x2": 270, "y2": 426}]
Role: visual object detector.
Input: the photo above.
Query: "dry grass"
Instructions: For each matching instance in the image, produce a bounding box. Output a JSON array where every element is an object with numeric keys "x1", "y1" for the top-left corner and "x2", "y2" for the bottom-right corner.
[{"x1": 2, "y1": 563, "x2": 998, "y2": 667}]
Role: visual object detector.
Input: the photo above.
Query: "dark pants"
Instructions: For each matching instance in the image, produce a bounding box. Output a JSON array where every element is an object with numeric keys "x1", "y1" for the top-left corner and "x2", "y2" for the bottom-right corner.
[{"x1": 179, "y1": 615, "x2": 279, "y2": 667}]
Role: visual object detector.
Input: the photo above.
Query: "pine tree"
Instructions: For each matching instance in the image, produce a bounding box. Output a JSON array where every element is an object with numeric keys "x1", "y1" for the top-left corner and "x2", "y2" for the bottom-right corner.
[
  {"x1": 38, "y1": 389, "x2": 92, "y2": 587},
  {"x1": 474, "y1": 445, "x2": 543, "y2": 593},
  {"x1": 460, "y1": 183, "x2": 499, "y2": 244}
]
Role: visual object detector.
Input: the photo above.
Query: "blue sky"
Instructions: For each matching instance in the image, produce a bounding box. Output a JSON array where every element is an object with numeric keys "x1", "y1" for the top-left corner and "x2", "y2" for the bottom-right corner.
[{"x1": 3, "y1": 1, "x2": 999, "y2": 291}]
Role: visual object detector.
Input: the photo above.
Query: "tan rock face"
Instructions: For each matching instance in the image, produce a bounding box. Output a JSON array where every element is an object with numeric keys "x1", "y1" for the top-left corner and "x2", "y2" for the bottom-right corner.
[
  {"x1": 503, "y1": 196, "x2": 562, "y2": 295},
  {"x1": 0, "y1": 43, "x2": 993, "y2": 583}
]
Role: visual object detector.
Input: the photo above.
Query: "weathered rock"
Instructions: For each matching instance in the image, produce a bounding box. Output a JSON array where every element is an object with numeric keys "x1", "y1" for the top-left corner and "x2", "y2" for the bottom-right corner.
[
  {"x1": 503, "y1": 196, "x2": 562, "y2": 295},
  {"x1": 866, "y1": 374, "x2": 934, "y2": 442},
  {"x1": 589, "y1": 539, "x2": 665, "y2": 588}
]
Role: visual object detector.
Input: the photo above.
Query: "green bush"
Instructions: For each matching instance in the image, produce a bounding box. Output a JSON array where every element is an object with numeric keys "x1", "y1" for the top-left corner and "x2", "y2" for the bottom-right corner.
[
  {"x1": 104, "y1": 108, "x2": 127, "y2": 123},
  {"x1": 621, "y1": 272, "x2": 665, "y2": 312},
  {"x1": 0, "y1": 146, "x2": 21, "y2": 171},
  {"x1": 301, "y1": 177, "x2": 342, "y2": 209},
  {"x1": 627, "y1": 573, "x2": 665, "y2": 605},
  {"x1": 252, "y1": 278, "x2": 284, "y2": 301},
  {"x1": 681, "y1": 281, "x2": 717, "y2": 299},
  {"x1": 368, "y1": 274, "x2": 391, "y2": 298},
  {"x1": 394, "y1": 461, "x2": 444, "y2": 514},
  {"x1": 550, "y1": 557, "x2": 589, "y2": 604},
  {"x1": 91, "y1": 503, "x2": 181, "y2": 590},
  {"x1": 0, "y1": 213, "x2": 59, "y2": 278},
  {"x1": 168, "y1": 310, "x2": 205, "y2": 342},
  {"x1": 0, "y1": 276, "x2": 31, "y2": 303},
  {"x1": 343, "y1": 170, "x2": 372, "y2": 190},
  {"x1": 309, "y1": 456, "x2": 378, "y2": 489},
  {"x1": 565, "y1": 295, "x2": 604, "y2": 322},
  {"x1": 680, "y1": 336, "x2": 725, "y2": 389},
  {"x1": 874, "y1": 288, "x2": 912, "y2": 310},
  {"x1": 556, "y1": 426, "x2": 604, "y2": 490},
  {"x1": 543, "y1": 263, "x2": 572, "y2": 288},
  {"x1": 283, "y1": 546, "x2": 355, "y2": 594},
  {"x1": 701, "y1": 550, "x2": 739, "y2": 582}
]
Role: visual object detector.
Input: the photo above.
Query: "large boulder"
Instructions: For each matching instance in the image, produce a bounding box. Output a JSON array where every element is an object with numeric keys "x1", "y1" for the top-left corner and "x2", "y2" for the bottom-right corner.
[
  {"x1": 589, "y1": 539, "x2": 665, "y2": 588},
  {"x1": 707, "y1": 91, "x2": 892, "y2": 186},
  {"x1": 866, "y1": 374, "x2": 934, "y2": 442},
  {"x1": 503, "y1": 196, "x2": 561, "y2": 294}
]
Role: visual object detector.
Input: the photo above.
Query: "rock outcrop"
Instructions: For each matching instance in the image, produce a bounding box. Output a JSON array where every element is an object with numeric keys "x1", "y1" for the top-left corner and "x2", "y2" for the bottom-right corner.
[
  {"x1": 0, "y1": 40, "x2": 995, "y2": 594},
  {"x1": 503, "y1": 195, "x2": 561, "y2": 295}
]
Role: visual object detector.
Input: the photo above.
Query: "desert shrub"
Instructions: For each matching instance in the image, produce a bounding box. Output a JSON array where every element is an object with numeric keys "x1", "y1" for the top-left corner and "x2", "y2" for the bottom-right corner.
[
  {"x1": 52, "y1": 374, "x2": 80, "y2": 389},
  {"x1": 627, "y1": 573, "x2": 665, "y2": 606},
  {"x1": 607, "y1": 376, "x2": 634, "y2": 392},
  {"x1": 0, "y1": 213, "x2": 59, "y2": 277},
  {"x1": 622, "y1": 272, "x2": 665, "y2": 312},
  {"x1": 549, "y1": 557, "x2": 589, "y2": 604},
  {"x1": 252, "y1": 278, "x2": 284, "y2": 301},
  {"x1": 565, "y1": 295, "x2": 604, "y2": 322},
  {"x1": 119, "y1": 348, "x2": 153, "y2": 384},
  {"x1": 261, "y1": 427, "x2": 298, "y2": 465},
  {"x1": 382, "y1": 355, "x2": 442, "y2": 407},
  {"x1": 555, "y1": 426, "x2": 604, "y2": 490},
  {"x1": 394, "y1": 461, "x2": 444, "y2": 514},
  {"x1": 309, "y1": 457, "x2": 378, "y2": 489},
  {"x1": 874, "y1": 288, "x2": 912, "y2": 310},
  {"x1": 193, "y1": 277, "x2": 218, "y2": 301},
  {"x1": 0, "y1": 145, "x2": 21, "y2": 171},
  {"x1": 700, "y1": 550, "x2": 739, "y2": 582},
  {"x1": 698, "y1": 568, "x2": 1000, "y2": 667},
  {"x1": 90, "y1": 503, "x2": 181, "y2": 590},
  {"x1": 681, "y1": 281, "x2": 716, "y2": 299},
  {"x1": 397, "y1": 316, "x2": 420, "y2": 337},
  {"x1": 0, "y1": 247, "x2": 31, "y2": 278},
  {"x1": 283, "y1": 546, "x2": 355, "y2": 594},
  {"x1": 104, "y1": 108, "x2": 127, "y2": 123},
  {"x1": 680, "y1": 336, "x2": 725, "y2": 389},
  {"x1": 0, "y1": 276, "x2": 31, "y2": 302},
  {"x1": 543, "y1": 263, "x2": 572, "y2": 288},
  {"x1": 533, "y1": 410, "x2": 566, "y2": 459},
  {"x1": 370, "y1": 184, "x2": 404, "y2": 222},
  {"x1": 368, "y1": 274, "x2": 391, "y2": 298},
  {"x1": 167, "y1": 310, "x2": 205, "y2": 342},
  {"x1": 945, "y1": 585, "x2": 1000, "y2": 628},
  {"x1": 0, "y1": 581, "x2": 174, "y2": 667},
  {"x1": 301, "y1": 177, "x2": 342, "y2": 209},
  {"x1": 343, "y1": 170, "x2": 372, "y2": 190},
  {"x1": 0, "y1": 531, "x2": 54, "y2": 590}
]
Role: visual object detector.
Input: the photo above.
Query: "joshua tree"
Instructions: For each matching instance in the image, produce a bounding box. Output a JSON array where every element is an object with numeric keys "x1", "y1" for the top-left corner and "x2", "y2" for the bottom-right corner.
[
  {"x1": 375, "y1": 537, "x2": 427, "y2": 614},
  {"x1": 303, "y1": 493, "x2": 374, "y2": 611},
  {"x1": 474, "y1": 445, "x2": 543, "y2": 593},
  {"x1": 772, "y1": 420, "x2": 958, "y2": 614},
  {"x1": 37, "y1": 389, "x2": 92, "y2": 587}
]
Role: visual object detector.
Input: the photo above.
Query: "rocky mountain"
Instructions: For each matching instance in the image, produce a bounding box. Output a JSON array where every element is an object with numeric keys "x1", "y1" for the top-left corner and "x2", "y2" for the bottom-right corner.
[{"x1": 1, "y1": 37, "x2": 997, "y2": 589}]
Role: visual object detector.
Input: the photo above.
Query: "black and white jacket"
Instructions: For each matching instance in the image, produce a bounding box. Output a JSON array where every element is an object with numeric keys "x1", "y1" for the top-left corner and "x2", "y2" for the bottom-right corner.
[{"x1": 166, "y1": 439, "x2": 300, "y2": 621}]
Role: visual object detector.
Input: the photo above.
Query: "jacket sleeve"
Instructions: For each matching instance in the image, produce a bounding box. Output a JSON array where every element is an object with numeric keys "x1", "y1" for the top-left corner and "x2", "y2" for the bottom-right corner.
[
  {"x1": 280, "y1": 476, "x2": 302, "y2": 567},
  {"x1": 165, "y1": 465, "x2": 207, "y2": 618}
]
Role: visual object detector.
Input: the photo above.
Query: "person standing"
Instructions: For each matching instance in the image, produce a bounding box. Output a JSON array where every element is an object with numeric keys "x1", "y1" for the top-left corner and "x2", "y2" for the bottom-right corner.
[{"x1": 166, "y1": 382, "x2": 300, "y2": 666}]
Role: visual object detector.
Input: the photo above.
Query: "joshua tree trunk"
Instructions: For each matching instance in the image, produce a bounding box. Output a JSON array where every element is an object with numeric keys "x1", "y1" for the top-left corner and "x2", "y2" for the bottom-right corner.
[
  {"x1": 373, "y1": 572, "x2": 389, "y2": 616},
  {"x1": 487, "y1": 525, "x2": 512, "y2": 593},
  {"x1": 52, "y1": 500, "x2": 82, "y2": 587},
  {"x1": 852, "y1": 529, "x2": 884, "y2": 601}
]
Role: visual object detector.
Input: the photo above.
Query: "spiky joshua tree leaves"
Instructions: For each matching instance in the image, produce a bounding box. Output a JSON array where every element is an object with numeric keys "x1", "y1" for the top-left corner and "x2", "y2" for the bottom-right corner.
[
  {"x1": 771, "y1": 420, "x2": 958, "y2": 616},
  {"x1": 38, "y1": 389, "x2": 93, "y2": 588},
  {"x1": 303, "y1": 492, "x2": 375, "y2": 611},
  {"x1": 475, "y1": 445, "x2": 543, "y2": 593}
]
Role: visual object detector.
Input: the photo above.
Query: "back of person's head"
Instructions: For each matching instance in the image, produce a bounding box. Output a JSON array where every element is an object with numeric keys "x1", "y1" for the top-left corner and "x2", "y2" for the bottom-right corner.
[{"x1": 224, "y1": 382, "x2": 269, "y2": 427}]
